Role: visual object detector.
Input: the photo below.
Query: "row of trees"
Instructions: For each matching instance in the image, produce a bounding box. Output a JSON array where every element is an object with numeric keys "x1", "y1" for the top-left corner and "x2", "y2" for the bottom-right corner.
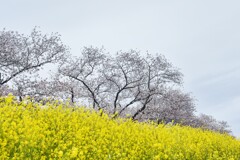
[{"x1": 0, "y1": 28, "x2": 231, "y2": 134}]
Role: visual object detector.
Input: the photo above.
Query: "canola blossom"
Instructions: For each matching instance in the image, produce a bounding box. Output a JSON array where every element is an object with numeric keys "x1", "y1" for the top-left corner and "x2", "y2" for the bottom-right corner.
[{"x1": 0, "y1": 95, "x2": 240, "y2": 159}]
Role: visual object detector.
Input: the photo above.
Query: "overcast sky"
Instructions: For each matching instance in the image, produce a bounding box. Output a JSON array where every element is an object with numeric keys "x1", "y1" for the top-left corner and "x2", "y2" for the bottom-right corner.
[{"x1": 1, "y1": 0, "x2": 240, "y2": 136}]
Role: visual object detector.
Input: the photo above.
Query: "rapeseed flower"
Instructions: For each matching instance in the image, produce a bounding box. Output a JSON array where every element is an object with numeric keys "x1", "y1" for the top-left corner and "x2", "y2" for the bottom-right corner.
[{"x1": 0, "y1": 95, "x2": 239, "y2": 159}]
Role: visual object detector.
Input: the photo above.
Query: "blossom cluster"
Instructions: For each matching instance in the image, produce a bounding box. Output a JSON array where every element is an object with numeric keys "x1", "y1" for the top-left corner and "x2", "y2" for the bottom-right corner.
[{"x1": 0, "y1": 95, "x2": 240, "y2": 159}]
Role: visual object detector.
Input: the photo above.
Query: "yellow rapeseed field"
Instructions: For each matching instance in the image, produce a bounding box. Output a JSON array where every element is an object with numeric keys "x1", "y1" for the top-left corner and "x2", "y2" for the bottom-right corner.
[{"x1": 0, "y1": 95, "x2": 240, "y2": 160}]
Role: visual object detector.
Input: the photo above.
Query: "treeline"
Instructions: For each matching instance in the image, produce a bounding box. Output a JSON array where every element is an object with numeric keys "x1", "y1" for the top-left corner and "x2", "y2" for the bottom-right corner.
[{"x1": 0, "y1": 28, "x2": 231, "y2": 134}]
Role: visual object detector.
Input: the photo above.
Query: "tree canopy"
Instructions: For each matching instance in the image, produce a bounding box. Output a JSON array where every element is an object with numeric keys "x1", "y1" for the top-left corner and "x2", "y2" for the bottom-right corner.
[{"x1": 0, "y1": 28, "x2": 231, "y2": 134}]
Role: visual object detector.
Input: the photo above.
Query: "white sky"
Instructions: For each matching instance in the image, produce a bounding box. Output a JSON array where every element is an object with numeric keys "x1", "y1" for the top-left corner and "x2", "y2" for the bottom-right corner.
[{"x1": 1, "y1": 0, "x2": 240, "y2": 136}]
